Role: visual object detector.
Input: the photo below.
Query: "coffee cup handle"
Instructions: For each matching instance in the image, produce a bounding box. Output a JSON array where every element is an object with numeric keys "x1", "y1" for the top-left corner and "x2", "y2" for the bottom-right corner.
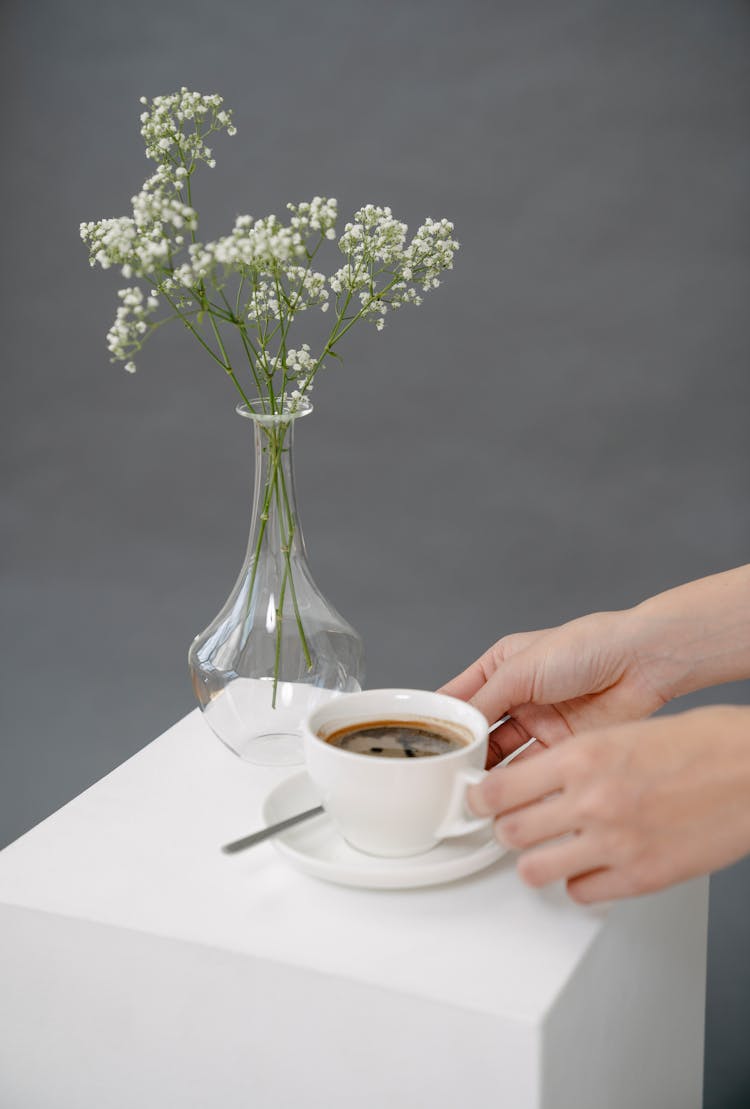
[{"x1": 435, "y1": 768, "x2": 492, "y2": 839}]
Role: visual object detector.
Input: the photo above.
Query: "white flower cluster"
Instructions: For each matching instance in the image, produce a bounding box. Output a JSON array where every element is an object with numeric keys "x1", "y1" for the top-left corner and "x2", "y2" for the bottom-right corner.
[
  {"x1": 131, "y1": 174, "x2": 197, "y2": 234},
  {"x1": 284, "y1": 266, "x2": 329, "y2": 311},
  {"x1": 287, "y1": 197, "x2": 338, "y2": 241},
  {"x1": 169, "y1": 214, "x2": 306, "y2": 292},
  {"x1": 245, "y1": 268, "x2": 328, "y2": 324},
  {"x1": 81, "y1": 90, "x2": 236, "y2": 288},
  {"x1": 284, "y1": 390, "x2": 309, "y2": 413},
  {"x1": 80, "y1": 168, "x2": 197, "y2": 284},
  {"x1": 139, "y1": 88, "x2": 236, "y2": 168},
  {"x1": 285, "y1": 344, "x2": 317, "y2": 384},
  {"x1": 81, "y1": 89, "x2": 459, "y2": 384},
  {"x1": 337, "y1": 204, "x2": 407, "y2": 266},
  {"x1": 330, "y1": 209, "x2": 458, "y2": 330},
  {"x1": 402, "y1": 217, "x2": 458, "y2": 289},
  {"x1": 80, "y1": 190, "x2": 190, "y2": 280},
  {"x1": 80, "y1": 216, "x2": 139, "y2": 271},
  {"x1": 106, "y1": 286, "x2": 160, "y2": 371},
  {"x1": 283, "y1": 344, "x2": 318, "y2": 412},
  {"x1": 247, "y1": 280, "x2": 280, "y2": 322},
  {"x1": 281, "y1": 389, "x2": 314, "y2": 414}
]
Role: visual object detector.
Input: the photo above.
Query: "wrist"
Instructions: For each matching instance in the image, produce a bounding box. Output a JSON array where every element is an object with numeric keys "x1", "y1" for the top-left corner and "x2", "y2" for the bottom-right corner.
[
  {"x1": 629, "y1": 567, "x2": 750, "y2": 700},
  {"x1": 622, "y1": 600, "x2": 695, "y2": 706}
]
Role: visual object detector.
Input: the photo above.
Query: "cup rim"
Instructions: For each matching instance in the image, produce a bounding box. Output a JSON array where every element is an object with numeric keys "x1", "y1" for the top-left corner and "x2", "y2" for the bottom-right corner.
[{"x1": 306, "y1": 688, "x2": 489, "y2": 765}]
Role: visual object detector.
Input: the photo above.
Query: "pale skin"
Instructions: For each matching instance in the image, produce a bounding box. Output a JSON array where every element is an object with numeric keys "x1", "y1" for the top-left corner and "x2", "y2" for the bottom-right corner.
[{"x1": 440, "y1": 566, "x2": 750, "y2": 904}]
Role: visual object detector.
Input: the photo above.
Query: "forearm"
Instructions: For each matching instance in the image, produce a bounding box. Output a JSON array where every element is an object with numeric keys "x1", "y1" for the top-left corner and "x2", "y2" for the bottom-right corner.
[{"x1": 631, "y1": 565, "x2": 750, "y2": 700}]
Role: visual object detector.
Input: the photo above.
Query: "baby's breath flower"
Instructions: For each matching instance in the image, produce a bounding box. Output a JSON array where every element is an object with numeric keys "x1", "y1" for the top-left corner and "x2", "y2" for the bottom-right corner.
[
  {"x1": 338, "y1": 204, "x2": 407, "y2": 266},
  {"x1": 247, "y1": 279, "x2": 281, "y2": 323},
  {"x1": 82, "y1": 88, "x2": 459, "y2": 399},
  {"x1": 285, "y1": 266, "x2": 329, "y2": 311},
  {"x1": 402, "y1": 217, "x2": 459, "y2": 289},
  {"x1": 105, "y1": 286, "x2": 160, "y2": 371},
  {"x1": 287, "y1": 197, "x2": 338, "y2": 242},
  {"x1": 176, "y1": 214, "x2": 304, "y2": 290},
  {"x1": 80, "y1": 216, "x2": 137, "y2": 271},
  {"x1": 139, "y1": 87, "x2": 235, "y2": 168},
  {"x1": 131, "y1": 182, "x2": 197, "y2": 234},
  {"x1": 282, "y1": 385, "x2": 314, "y2": 413},
  {"x1": 285, "y1": 344, "x2": 317, "y2": 382}
]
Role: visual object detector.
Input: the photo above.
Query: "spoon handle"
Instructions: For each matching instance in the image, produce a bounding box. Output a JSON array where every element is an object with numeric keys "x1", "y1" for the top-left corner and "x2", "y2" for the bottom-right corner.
[{"x1": 221, "y1": 805, "x2": 324, "y2": 854}]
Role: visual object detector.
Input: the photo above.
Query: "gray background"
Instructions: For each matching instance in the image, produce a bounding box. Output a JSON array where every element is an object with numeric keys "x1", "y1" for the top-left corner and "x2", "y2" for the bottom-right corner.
[{"x1": 1, "y1": 0, "x2": 748, "y2": 1103}]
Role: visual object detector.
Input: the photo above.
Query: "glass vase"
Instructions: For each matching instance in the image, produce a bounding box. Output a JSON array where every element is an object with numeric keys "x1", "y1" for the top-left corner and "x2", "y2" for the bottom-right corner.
[{"x1": 188, "y1": 397, "x2": 365, "y2": 765}]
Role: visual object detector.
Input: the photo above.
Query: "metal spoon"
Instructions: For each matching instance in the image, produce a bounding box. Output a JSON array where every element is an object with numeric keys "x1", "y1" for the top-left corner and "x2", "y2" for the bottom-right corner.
[
  {"x1": 221, "y1": 804, "x2": 326, "y2": 854},
  {"x1": 220, "y1": 713, "x2": 532, "y2": 854}
]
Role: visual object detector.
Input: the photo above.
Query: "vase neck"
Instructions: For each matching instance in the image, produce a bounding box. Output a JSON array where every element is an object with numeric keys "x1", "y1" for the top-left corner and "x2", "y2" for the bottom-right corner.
[{"x1": 248, "y1": 417, "x2": 307, "y2": 561}]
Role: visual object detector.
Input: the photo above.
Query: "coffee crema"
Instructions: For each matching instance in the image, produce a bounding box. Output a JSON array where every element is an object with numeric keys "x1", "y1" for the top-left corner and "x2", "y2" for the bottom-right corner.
[{"x1": 322, "y1": 719, "x2": 470, "y2": 759}]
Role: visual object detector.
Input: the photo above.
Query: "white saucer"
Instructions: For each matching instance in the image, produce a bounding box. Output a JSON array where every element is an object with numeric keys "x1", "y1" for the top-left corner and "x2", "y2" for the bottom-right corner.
[{"x1": 261, "y1": 772, "x2": 507, "y2": 890}]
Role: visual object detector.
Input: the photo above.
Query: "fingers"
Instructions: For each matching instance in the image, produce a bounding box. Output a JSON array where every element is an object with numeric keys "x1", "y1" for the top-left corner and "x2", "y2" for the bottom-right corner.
[
  {"x1": 467, "y1": 749, "x2": 565, "y2": 818},
  {"x1": 466, "y1": 728, "x2": 624, "y2": 900},
  {"x1": 438, "y1": 658, "x2": 492, "y2": 703},
  {"x1": 486, "y1": 704, "x2": 574, "y2": 768},
  {"x1": 516, "y1": 834, "x2": 606, "y2": 888},
  {"x1": 469, "y1": 647, "x2": 543, "y2": 725},
  {"x1": 487, "y1": 717, "x2": 532, "y2": 766},
  {"x1": 481, "y1": 712, "x2": 739, "y2": 905},
  {"x1": 438, "y1": 629, "x2": 550, "y2": 706},
  {"x1": 521, "y1": 845, "x2": 655, "y2": 903},
  {"x1": 495, "y1": 796, "x2": 572, "y2": 850},
  {"x1": 566, "y1": 868, "x2": 639, "y2": 904}
]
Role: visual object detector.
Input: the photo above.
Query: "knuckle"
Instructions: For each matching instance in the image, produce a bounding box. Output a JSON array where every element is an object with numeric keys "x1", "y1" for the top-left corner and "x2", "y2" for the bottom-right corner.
[
  {"x1": 576, "y1": 781, "x2": 618, "y2": 824},
  {"x1": 604, "y1": 826, "x2": 637, "y2": 863},
  {"x1": 490, "y1": 637, "x2": 512, "y2": 665},
  {"x1": 495, "y1": 816, "x2": 525, "y2": 849},
  {"x1": 517, "y1": 851, "x2": 548, "y2": 888},
  {"x1": 610, "y1": 823, "x2": 644, "y2": 864},
  {"x1": 491, "y1": 633, "x2": 526, "y2": 665},
  {"x1": 477, "y1": 773, "x2": 504, "y2": 815},
  {"x1": 622, "y1": 856, "x2": 661, "y2": 897},
  {"x1": 561, "y1": 742, "x2": 599, "y2": 780}
]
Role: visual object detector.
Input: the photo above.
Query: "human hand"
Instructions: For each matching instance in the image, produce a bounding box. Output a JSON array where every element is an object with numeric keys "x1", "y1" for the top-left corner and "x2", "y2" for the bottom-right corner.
[
  {"x1": 467, "y1": 705, "x2": 750, "y2": 903},
  {"x1": 441, "y1": 566, "x2": 750, "y2": 767},
  {"x1": 440, "y1": 609, "x2": 677, "y2": 766}
]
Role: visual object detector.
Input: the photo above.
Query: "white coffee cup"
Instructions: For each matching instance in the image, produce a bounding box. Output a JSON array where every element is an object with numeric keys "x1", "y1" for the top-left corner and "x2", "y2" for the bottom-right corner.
[{"x1": 304, "y1": 688, "x2": 491, "y2": 858}]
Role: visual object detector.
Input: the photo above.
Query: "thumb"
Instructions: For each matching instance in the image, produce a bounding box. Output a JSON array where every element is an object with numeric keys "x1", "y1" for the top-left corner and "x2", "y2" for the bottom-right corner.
[{"x1": 469, "y1": 645, "x2": 542, "y2": 723}]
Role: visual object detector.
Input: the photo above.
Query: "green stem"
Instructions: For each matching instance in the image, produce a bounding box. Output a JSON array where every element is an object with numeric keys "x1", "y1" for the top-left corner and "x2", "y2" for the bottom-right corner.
[
  {"x1": 290, "y1": 269, "x2": 403, "y2": 399},
  {"x1": 272, "y1": 569, "x2": 288, "y2": 708},
  {"x1": 183, "y1": 157, "x2": 198, "y2": 246},
  {"x1": 271, "y1": 456, "x2": 289, "y2": 708},
  {"x1": 161, "y1": 289, "x2": 255, "y2": 411},
  {"x1": 276, "y1": 239, "x2": 323, "y2": 395},
  {"x1": 243, "y1": 432, "x2": 275, "y2": 622},
  {"x1": 277, "y1": 459, "x2": 312, "y2": 668},
  {"x1": 212, "y1": 286, "x2": 267, "y2": 404},
  {"x1": 241, "y1": 422, "x2": 313, "y2": 705},
  {"x1": 235, "y1": 272, "x2": 246, "y2": 319}
]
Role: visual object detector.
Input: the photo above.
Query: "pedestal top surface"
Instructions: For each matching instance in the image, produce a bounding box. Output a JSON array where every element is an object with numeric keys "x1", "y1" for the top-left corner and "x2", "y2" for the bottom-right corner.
[{"x1": 0, "y1": 707, "x2": 606, "y2": 1022}]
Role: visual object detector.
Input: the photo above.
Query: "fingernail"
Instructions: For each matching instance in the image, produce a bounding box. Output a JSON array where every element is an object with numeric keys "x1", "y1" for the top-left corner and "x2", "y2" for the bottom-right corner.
[
  {"x1": 493, "y1": 821, "x2": 510, "y2": 848},
  {"x1": 466, "y1": 783, "x2": 491, "y2": 818}
]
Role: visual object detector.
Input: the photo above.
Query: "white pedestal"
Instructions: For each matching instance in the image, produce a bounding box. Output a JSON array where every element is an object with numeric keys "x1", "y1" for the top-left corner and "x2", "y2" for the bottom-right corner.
[{"x1": 0, "y1": 709, "x2": 708, "y2": 1108}]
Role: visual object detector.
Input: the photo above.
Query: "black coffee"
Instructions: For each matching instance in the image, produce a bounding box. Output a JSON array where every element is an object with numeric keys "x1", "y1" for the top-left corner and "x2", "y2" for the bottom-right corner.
[{"x1": 324, "y1": 719, "x2": 469, "y2": 758}]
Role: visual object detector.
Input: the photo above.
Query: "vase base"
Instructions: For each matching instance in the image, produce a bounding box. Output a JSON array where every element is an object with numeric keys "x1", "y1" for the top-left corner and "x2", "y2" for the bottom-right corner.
[
  {"x1": 198, "y1": 678, "x2": 352, "y2": 767},
  {"x1": 231, "y1": 731, "x2": 305, "y2": 767}
]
